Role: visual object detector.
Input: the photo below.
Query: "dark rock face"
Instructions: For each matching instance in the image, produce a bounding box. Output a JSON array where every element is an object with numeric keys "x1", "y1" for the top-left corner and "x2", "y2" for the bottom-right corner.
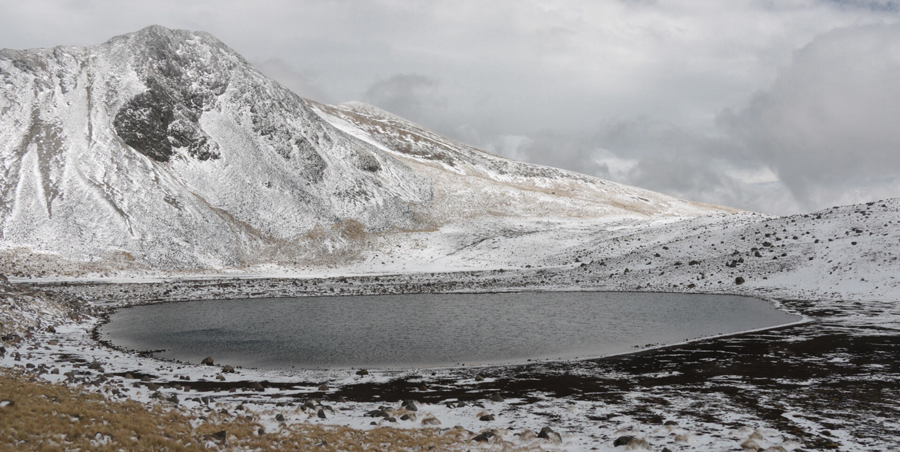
[{"x1": 113, "y1": 84, "x2": 175, "y2": 162}]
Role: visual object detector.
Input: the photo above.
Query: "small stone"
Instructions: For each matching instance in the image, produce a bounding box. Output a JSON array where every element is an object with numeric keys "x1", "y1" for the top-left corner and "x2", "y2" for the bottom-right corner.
[
  {"x1": 216, "y1": 375, "x2": 225, "y2": 381},
  {"x1": 479, "y1": 414, "x2": 495, "y2": 421},
  {"x1": 141, "y1": 376, "x2": 150, "y2": 382},
  {"x1": 740, "y1": 439, "x2": 760, "y2": 450},
  {"x1": 88, "y1": 361, "x2": 102, "y2": 370},
  {"x1": 50, "y1": 368, "x2": 59, "y2": 375},
  {"x1": 386, "y1": 416, "x2": 397, "y2": 422},
  {"x1": 664, "y1": 420, "x2": 678, "y2": 426},
  {"x1": 317, "y1": 409, "x2": 327, "y2": 419},
  {"x1": 614, "y1": 436, "x2": 635, "y2": 447},
  {"x1": 276, "y1": 414, "x2": 285, "y2": 422},
  {"x1": 474, "y1": 375, "x2": 484, "y2": 382},
  {"x1": 125, "y1": 373, "x2": 134, "y2": 379},
  {"x1": 46, "y1": 326, "x2": 56, "y2": 333},
  {"x1": 489, "y1": 393, "x2": 504, "y2": 402},
  {"x1": 356, "y1": 369, "x2": 368, "y2": 376},
  {"x1": 400, "y1": 414, "x2": 410, "y2": 421},
  {"x1": 251, "y1": 382, "x2": 264, "y2": 391},
  {"x1": 201, "y1": 357, "x2": 214, "y2": 366},
  {"x1": 317, "y1": 384, "x2": 329, "y2": 391},
  {"x1": 222, "y1": 365, "x2": 235, "y2": 373}
]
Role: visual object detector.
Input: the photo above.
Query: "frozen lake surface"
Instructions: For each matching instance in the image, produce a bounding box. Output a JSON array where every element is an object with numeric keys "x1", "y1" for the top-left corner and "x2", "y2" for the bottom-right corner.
[{"x1": 100, "y1": 292, "x2": 800, "y2": 369}]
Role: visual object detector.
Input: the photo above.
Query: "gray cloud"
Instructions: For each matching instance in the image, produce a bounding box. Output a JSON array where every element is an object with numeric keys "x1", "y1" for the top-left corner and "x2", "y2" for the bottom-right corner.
[
  {"x1": 363, "y1": 74, "x2": 446, "y2": 123},
  {"x1": 721, "y1": 23, "x2": 900, "y2": 210},
  {"x1": 252, "y1": 58, "x2": 331, "y2": 103}
]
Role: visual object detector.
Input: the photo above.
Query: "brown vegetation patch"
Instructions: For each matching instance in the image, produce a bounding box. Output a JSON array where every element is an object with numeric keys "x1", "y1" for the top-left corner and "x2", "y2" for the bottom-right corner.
[{"x1": 0, "y1": 369, "x2": 487, "y2": 451}]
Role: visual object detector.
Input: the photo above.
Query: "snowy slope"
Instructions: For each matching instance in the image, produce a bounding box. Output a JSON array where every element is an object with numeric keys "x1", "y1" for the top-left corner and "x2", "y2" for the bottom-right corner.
[{"x1": 0, "y1": 25, "x2": 732, "y2": 276}]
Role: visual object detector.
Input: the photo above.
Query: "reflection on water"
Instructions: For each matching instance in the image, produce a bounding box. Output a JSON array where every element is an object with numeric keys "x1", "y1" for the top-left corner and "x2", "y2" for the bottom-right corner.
[{"x1": 100, "y1": 292, "x2": 799, "y2": 369}]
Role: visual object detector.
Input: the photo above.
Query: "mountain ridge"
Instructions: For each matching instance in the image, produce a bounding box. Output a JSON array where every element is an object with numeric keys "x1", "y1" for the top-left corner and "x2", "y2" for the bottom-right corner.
[{"x1": 0, "y1": 25, "x2": 735, "y2": 276}]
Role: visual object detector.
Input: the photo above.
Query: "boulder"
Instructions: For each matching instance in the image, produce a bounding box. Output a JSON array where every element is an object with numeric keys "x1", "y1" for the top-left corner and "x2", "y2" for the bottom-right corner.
[
  {"x1": 472, "y1": 431, "x2": 495, "y2": 442},
  {"x1": 421, "y1": 416, "x2": 442, "y2": 426},
  {"x1": 201, "y1": 357, "x2": 214, "y2": 366},
  {"x1": 479, "y1": 414, "x2": 495, "y2": 421},
  {"x1": 402, "y1": 400, "x2": 418, "y2": 412},
  {"x1": 489, "y1": 393, "x2": 504, "y2": 402},
  {"x1": 222, "y1": 365, "x2": 235, "y2": 373},
  {"x1": 538, "y1": 427, "x2": 562, "y2": 442}
]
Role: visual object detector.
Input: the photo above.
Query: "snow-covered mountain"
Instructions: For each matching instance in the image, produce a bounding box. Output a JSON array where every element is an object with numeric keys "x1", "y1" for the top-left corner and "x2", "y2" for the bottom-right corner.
[{"x1": 0, "y1": 25, "x2": 733, "y2": 276}]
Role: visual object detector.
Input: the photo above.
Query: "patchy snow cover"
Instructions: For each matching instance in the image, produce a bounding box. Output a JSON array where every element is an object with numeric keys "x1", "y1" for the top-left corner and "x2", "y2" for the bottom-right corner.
[{"x1": 2, "y1": 198, "x2": 899, "y2": 451}]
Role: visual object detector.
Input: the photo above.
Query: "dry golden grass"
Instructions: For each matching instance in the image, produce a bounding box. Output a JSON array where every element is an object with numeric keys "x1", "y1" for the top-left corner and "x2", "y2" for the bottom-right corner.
[{"x1": 0, "y1": 369, "x2": 530, "y2": 451}]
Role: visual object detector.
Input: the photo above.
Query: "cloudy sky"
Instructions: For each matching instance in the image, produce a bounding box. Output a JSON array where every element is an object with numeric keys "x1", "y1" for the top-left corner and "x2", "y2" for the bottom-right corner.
[{"x1": 2, "y1": 0, "x2": 899, "y2": 215}]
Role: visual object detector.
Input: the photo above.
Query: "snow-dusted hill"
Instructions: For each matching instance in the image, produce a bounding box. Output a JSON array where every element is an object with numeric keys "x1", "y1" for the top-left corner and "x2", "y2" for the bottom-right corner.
[{"x1": 0, "y1": 25, "x2": 732, "y2": 276}]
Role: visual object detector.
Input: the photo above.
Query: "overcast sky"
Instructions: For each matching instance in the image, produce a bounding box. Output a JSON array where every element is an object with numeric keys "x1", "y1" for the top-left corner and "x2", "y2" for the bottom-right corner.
[{"x1": 2, "y1": 0, "x2": 899, "y2": 215}]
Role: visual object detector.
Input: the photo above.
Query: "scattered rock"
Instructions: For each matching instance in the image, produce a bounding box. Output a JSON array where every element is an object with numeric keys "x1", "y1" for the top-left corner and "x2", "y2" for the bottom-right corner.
[
  {"x1": 250, "y1": 382, "x2": 264, "y2": 392},
  {"x1": 318, "y1": 384, "x2": 329, "y2": 391},
  {"x1": 317, "y1": 409, "x2": 327, "y2": 419},
  {"x1": 275, "y1": 414, "x2": 285, "y2": 422},
  {"x1": 50, "y1": 368, "x2": 59, "y2": 375},
  {"x1": 664, "y1": 420, "x2": 678, "y2": 426},
  {"x1": 221, "y1": 365, "x2": 235, "y2": 373},
  {"x1": 749, "y1": 430, "x2": 765, "y2": 441},
  {"x1": 614, "y1": 436, "x2": 635, "y2": 447},
  {"x1": 88, "y1": 361, "x2": 102, "y2": 371},
  {"x1": 216, "y1": 375, "x2": 225, "y2": 381},
  {"x1": 740, "y1": 439, "x2": 760, "y2": 450},
  {"x1": 479, "y1": 414, "x2": 495, "y2": 421},
  {"x1": 735, "y1": 276, "x2": 746, "y2": 285},
  {"x1": 366, "y1": 409, "x2": 389, "y2": 418},
  {"x1": 489, "y1": 393, "x2": 504, "y2": 402},
  {"x1": 356, "y1": 369, "x2": 368, "y2": 376},
  {"x1": 201, "y1": 357, "x2": 214, "y2": 366},
  {"x1": 474, "y1": 374, "x2": 484, "y2": 382}
]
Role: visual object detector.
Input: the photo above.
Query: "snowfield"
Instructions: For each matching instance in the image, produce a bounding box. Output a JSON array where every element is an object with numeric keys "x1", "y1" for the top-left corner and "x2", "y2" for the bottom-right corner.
[{"x1": 1, "y1": 25, "x2": 899, "y2": 451}]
